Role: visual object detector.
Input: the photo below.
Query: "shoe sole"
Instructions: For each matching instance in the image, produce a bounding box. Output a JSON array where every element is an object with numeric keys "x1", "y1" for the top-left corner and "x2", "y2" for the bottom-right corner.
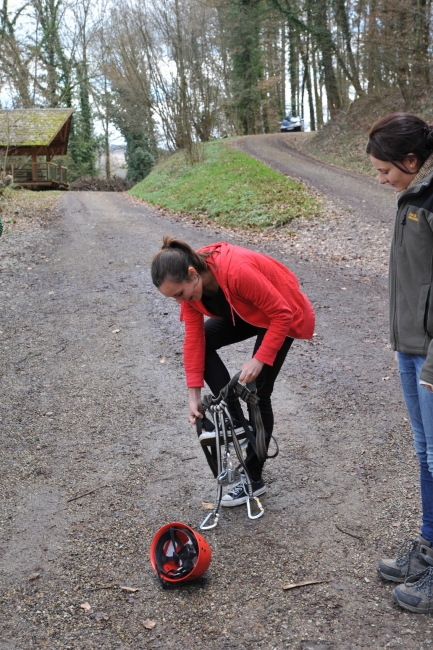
[
  {"x1": 221, "y1": 486, "x2": 266, "y2": 507},
  {"x1": 198, "y1": 428, "x2": 248, "y2": 446},
  {"x1": 378, "y1": 570, "x2": 405, "y2": 583},
  {"x1": 392, "y1": 589, "x2": 430, "y2": 613}
]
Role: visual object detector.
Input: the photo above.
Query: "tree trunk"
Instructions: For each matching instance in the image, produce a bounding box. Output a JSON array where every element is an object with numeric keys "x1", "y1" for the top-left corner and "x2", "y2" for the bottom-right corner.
[
  {"x1": 288, "y1": 19, "x2": 298, "y2": 115},
  {"x1": 281, "y1": 18, "x2": 286, "y2": 115},
  {"x1": 302, "y1": 36, "x2": 315, "y2": 130},
  {"x1": 312, "y1": 47, "x2": 323, "y2": 129},
  {"x1": 333, "y1": 0, "x2": 364, "y2": 97}
]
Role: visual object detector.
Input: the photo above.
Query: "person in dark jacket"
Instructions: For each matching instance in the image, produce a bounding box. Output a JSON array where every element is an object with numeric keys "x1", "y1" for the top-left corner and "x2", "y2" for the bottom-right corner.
[
  {"x1": 367, "y1": 113, "x2": 433, "y2": 613},
  {"x1": 151, "y1": 237, "x2": 315, "y2": 507}
]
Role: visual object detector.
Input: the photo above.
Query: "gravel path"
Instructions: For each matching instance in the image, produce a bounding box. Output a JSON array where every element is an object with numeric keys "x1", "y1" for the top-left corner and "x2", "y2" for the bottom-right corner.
[
  {"x1": 1, "y1": 167, "x2": 432, "y2": 649},
  {"x1": 232, "y1": 134, "x2": 396, "y2": 278},
  {"x1": 232, "y1": 133, "x2": 394, "y2": 222}
]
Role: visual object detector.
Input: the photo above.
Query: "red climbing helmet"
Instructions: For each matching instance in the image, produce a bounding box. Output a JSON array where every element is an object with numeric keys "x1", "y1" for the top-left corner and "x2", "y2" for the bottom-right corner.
[{"x1": 149, "y1": 522, "x2": 212, "y2": 585}]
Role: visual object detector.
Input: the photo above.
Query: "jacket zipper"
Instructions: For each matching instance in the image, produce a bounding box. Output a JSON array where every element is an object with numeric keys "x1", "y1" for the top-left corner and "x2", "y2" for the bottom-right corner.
[
  {"x1": 399, "y1": 207, "x2": 409, "y2": 247},
  {"x1": 222, "y1": 284, "x2": 259, "y2": 329},
  {"x1": 392, "y1": 207, "x2": 408, "y2": 345},
  {"x1": 392, "y1": 257, "x2": 398, "y2": 346},
  {"x1": 424, "y1": 287, "x2": 431, "y2": 335}
]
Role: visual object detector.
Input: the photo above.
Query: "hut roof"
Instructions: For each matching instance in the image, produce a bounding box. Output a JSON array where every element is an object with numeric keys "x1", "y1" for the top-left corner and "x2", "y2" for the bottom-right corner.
[{"x1": 0, "y1": 108, "x2": 73, "y2": 158}]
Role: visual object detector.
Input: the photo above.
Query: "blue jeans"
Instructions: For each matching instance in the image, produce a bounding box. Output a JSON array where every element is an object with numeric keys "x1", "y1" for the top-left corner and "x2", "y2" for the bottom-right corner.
[{"x1": 398, "y1": 352, "x2": 433, "y2": 543}]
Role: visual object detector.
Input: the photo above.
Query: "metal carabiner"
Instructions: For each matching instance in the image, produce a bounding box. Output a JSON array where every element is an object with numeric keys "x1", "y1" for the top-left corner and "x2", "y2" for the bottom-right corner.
[
  {"x1": 246, "y1": 496, "x2": 264, "y2": 520},
  {"x1": 199, "y1": 510, "x2": 220, "y2": 530}
]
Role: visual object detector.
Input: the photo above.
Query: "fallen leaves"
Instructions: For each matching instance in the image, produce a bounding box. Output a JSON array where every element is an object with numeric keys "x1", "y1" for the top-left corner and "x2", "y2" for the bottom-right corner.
[
  {"x1": 120, "y1": 586, "x2": 140, "y2": 593},
  {"x1": 160, "y1": 357, "x2": 167, "y2": 364},
  {"x1": 28, "y1": 572, "x2": 40, "y2": 582},
  {"x1": 111, "y1": 329, "x2": 121, "y2": 334},
  {"x1": 142, "y1": 619, "x2": 156, "y2": 630},
  {"x1": 80, "y1": 602, "x2": 92, "y2": 612},
  {"x1": 202, "y1": 502, "x2": 214, "y2": 510}
]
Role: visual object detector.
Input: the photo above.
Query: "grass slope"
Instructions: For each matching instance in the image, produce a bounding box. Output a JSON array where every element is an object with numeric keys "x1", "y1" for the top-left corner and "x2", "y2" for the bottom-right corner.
[{"x1": 130, "y1": 141, "x2": 321, "y2": 229}]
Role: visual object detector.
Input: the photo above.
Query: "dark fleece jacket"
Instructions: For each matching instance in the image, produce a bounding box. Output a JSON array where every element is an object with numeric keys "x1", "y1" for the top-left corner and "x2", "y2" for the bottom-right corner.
[{"x1": 390, "y1": 155, "x2": 433, "y2": 383}]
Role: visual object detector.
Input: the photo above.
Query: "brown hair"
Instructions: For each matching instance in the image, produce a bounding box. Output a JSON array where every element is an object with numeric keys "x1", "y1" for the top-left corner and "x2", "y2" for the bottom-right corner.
[
  {"x1": 151, "y1": 236, "x2": 210, "y2": 287},
  {"x1": 366, "y1": 112, "x2": 433, "y2": 174}
]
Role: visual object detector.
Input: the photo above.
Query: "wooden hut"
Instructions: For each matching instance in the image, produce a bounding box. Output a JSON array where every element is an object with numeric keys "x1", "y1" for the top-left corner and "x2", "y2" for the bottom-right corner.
[{"x1": 0, "y1": 108, "x2": 73, "y2": 189}]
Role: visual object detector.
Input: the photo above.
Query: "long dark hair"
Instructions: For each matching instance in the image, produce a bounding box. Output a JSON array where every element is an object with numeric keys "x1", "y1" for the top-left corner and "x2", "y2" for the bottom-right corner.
[
  {"x1": 366, "y1": 112, "x2": 433, "y2": 174},
  {"x1": 151, "y1": 236, "x2": 210, "y2": 287}
]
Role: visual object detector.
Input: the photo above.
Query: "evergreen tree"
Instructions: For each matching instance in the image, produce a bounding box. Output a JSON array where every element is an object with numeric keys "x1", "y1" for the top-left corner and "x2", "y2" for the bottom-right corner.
[
  {"x1": 226, "y1": 0, "x2": 264, "y2": 134},
  {"x1": 124, "y1": 131, "x2": 155, "y2": 183},
  {"x1": 68, "y1": 60, "x2": 98, "y2": 178}
]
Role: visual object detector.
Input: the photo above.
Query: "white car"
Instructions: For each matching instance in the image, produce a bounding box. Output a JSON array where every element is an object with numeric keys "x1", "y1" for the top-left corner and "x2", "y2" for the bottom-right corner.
[{"x1": 280, "y1": 115, "x2": 304, "y2": 132}]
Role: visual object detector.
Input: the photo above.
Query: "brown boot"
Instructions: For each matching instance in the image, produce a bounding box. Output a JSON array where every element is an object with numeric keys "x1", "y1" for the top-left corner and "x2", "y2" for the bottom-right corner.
[{"x1": 378, "y1": 536, "x2": 433, "y2": 582}]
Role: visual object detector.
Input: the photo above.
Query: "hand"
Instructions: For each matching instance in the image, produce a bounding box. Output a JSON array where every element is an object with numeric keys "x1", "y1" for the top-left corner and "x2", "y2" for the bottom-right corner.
[
  {"x1": 188, "y1": 387, "x2": 203, "y2": 424},
  {"x1": 239, "y1": 358, "x2": 264, "y2": 384},
  {"x1": 422, "y1": 382, "x2": 433, "y2": 393}
]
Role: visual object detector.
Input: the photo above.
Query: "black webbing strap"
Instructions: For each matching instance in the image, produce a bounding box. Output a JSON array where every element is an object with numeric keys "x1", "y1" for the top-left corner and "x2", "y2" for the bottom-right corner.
[
  {"x1": 196, "y1": 417, "x2": 218, "y2": 477},
  {"x1": 205, "y1": 375, "x2": 278, "y2": 462},
  {"x1": 234, "y1": 383, "x2": 267, "y2": 460},
  {"x1": 155, "y1": 527, "x2": 198, "y2": 579}
]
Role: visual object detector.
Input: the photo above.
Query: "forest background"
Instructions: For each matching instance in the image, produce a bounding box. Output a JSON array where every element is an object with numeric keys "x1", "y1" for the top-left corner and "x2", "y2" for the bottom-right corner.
[{"x1": 1, "y1": 0, "x2": 432, "y2": 182}]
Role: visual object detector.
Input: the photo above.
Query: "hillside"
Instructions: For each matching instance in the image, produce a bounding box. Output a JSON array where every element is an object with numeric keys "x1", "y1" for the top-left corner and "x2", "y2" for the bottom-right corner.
[
  {"x1": 130, "y1": 140, "x2": 322, "y2": 229},
  {"x1": 297, "y1": 89, "x2": 433, "y2": 176}
]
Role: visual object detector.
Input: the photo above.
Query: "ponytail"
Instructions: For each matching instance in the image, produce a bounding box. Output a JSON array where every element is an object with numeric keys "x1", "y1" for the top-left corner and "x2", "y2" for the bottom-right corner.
[
  {"x1": 366, "y1": 112, "x2": 433, "y2": 173},
  {"x1": 151, "y1": 236, "x2": 210, "y2": 287}
]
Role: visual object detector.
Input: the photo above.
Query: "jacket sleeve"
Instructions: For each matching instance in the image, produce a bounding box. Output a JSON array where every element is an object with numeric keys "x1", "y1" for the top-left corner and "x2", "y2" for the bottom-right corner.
[
  {"x1": 181, "y1": 301, "x2": 206, "y2": 388},
  {"x1": 421, "y1": 340, "x2": 433, "y2": 384},
  {"x1": 231, "y1": 262, "x2": 296, "y2": 366}
]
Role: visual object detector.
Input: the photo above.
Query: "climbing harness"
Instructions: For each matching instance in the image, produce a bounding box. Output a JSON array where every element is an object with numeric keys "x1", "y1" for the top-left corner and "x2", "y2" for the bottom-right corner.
[
  {"x1": 149, "y1": 521, "x2": 212, "y2": 588},
  {"x1": 197, "y1": 371, "x2": 279, "y2": 530}
]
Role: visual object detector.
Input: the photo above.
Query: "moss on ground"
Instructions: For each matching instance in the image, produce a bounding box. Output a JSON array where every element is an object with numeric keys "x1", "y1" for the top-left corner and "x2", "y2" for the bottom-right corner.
[{"x1": 130, "y1": 141, "x2": 321, "y2": 230}]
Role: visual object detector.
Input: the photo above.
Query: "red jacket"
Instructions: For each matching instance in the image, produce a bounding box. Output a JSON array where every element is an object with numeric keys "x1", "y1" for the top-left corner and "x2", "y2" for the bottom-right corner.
[{"x1": 180, "y1": 242, "x2": 315, "y2": 387}]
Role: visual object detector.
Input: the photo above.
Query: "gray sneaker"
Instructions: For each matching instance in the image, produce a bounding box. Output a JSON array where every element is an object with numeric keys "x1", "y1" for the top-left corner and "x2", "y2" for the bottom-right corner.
[
  {"x1": 393, "y1": 567, "x2": 433, "y2": 613},
  {"x1": 378, "y1": 536, "x2": 433, "y2": 582},
  {"x1": 221, "y1": 477, "x2": 266, "y2": 507}
]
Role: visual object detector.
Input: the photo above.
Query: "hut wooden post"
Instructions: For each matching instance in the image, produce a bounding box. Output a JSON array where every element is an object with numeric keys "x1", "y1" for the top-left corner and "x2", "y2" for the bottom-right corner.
[{"x1": 32, "y1": 152, "x2": 37, "y2": 182}]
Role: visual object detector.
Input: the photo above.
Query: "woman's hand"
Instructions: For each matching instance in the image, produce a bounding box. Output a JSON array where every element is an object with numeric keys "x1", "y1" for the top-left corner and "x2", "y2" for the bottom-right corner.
[
  {"x1": 188, "y1": 387, "x2": 203, "y2": 424},
  {"x1": 240, "y1": 358, "x2": 264, "y2": 384}
]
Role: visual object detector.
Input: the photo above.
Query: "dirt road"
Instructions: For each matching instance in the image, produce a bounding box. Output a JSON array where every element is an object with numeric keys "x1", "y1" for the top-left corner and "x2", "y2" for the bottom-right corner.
[
  {"x1": 0, "y1": 150, "x2": 431, "y2": 649},
  {"x1": 233, "y1": 133, "x2": 395, "y2": 225}
]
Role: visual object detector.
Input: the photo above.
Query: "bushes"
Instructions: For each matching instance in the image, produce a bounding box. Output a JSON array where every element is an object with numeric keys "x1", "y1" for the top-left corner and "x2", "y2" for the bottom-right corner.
[{"x1": 70, "y1": 177, "x2": 134, "y2": 191}]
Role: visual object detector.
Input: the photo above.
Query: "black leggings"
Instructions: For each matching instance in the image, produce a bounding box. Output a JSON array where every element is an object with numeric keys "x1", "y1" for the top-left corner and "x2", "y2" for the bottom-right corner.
[{"x1": 204, "y1": 315, "x2": 293, "y2": 481}]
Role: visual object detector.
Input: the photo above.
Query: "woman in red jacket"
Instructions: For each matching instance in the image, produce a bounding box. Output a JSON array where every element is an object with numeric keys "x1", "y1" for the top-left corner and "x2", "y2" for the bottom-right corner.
[{"x1": 151, "y1": 236, "x2": 315, "y2": 506}]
